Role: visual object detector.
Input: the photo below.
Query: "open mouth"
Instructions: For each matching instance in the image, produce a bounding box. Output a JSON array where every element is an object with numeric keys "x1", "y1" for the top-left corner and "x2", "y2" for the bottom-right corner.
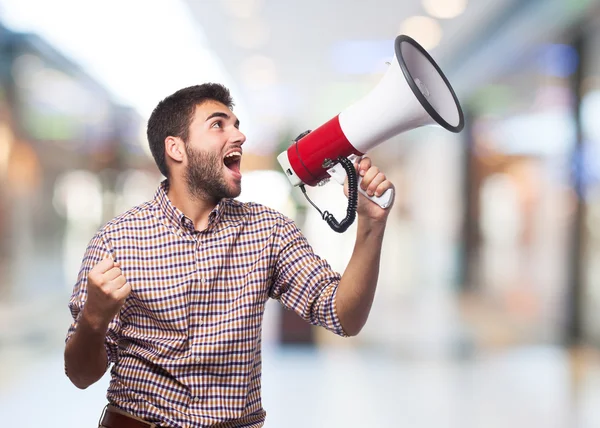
[{"x1": 223, "y1": 150, "x2": 242, "y2": 175}]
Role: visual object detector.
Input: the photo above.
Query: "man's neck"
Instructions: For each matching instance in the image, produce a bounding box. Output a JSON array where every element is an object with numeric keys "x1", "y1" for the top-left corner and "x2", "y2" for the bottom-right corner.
[{"x1": 167, "y1": 179, "x2": 217, "y2": 231}]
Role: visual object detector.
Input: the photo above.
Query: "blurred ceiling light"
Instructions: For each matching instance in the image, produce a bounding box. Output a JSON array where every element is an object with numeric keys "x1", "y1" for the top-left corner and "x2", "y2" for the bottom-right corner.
[
  {"x1": 53, "y1": 170, "x2": 103, "y2": 223},
  {"x1": 222, "y1": 0, "x2": 265, "y2": 19},
  {"x1": 231, "y1": 19, "x2": 270, "y2": 49},
  {"x1": 240, "y1": 55, "x2": 278, "y2": 90},
  {"x1": 399, "y1": 16, "x2": 442, "y2": 51},
  {"x1": 422, "y1": 0, "x2": 468, "y2": 19},
  {"x1": 116, "y1": 169, "x2": 160, "y2": 213}
]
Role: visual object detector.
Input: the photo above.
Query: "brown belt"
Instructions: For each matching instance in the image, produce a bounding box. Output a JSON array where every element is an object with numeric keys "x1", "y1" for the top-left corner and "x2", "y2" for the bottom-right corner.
[{"x1": 100, "y1": 405, "x2": 161, "y2": 428}]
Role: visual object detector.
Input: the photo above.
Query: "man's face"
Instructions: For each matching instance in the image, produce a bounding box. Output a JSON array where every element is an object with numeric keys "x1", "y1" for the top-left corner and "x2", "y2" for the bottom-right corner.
[{"x1": 184, "y1": 101, "x2": 245, "y2": 202}]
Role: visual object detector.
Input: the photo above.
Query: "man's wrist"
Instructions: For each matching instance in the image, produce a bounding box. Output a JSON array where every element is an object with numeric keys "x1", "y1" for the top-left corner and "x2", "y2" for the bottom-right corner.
[
  {"x1": 356, "y1": 215, "x2": 387, "y2": 235},
  {"x1": 80, "y1": 306, "x2": 111, "y2": 335}
]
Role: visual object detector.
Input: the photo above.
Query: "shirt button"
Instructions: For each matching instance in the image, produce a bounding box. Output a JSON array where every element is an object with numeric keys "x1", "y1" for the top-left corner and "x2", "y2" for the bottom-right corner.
[
  {"x1": 200, "y1": 277, "x2": 206, "y2": 285},
  {"x1": 195, "y1": 357, "x2": 201, "y2": 364},
  {"x1": 199, "y1": 318, "x2": 204, "y2": 326},
  {"x1": 193, "y1": 397, "x2": 201, "y2": 403}
]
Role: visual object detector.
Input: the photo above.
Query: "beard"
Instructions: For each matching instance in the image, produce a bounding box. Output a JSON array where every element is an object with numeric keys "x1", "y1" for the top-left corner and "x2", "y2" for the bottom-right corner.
[{"x1": 184, "y1": 145, "x2": 241, "y2": 203}]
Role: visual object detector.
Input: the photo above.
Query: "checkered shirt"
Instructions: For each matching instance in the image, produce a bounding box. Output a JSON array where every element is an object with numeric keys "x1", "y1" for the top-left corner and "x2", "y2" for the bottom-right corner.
[{"x1": 66, "y1": 181, "x2": 346, "y2": 427}]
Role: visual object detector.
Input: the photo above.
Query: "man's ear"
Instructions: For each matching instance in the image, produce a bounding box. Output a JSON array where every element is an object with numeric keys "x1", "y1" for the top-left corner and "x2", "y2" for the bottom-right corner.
[{"x1": 165, "y1": 136, "x2": 186, "y2": 165}]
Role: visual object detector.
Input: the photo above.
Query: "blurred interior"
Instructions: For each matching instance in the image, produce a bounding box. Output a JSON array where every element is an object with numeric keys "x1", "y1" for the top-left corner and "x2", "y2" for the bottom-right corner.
[{"x1": 1, "y1": 0, "x2": 600, "y2": 426}]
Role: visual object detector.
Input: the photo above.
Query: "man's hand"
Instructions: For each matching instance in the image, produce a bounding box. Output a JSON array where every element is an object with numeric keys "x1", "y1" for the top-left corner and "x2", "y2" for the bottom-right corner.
[
  {"x1": 349, "y1": 156, "x2": 395, "y2": 222},
  {"x1": 82, "y1": 258, "x2": 130, "y2": 332}
]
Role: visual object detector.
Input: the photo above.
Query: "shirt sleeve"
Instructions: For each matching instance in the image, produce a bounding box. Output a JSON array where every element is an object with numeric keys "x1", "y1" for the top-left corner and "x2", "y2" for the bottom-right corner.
[
  {"x1": 269, "y1": 217, "x2": 348, "y2": 337},
  {"x1": 65, "y1": 231, "x2": 121, "y2": 368}
]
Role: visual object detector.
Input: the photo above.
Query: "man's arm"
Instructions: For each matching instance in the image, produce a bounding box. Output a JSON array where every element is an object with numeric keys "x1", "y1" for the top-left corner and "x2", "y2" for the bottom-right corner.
[
  {"x1": 64, "y1": 310, "x2": 110, "y2": 389},
  {"x1": 335, "y1": 157, "x2": 394, "y2": 336},
  {"x1": 65, "y1": 258, "x2": 130, "y2": 389}
]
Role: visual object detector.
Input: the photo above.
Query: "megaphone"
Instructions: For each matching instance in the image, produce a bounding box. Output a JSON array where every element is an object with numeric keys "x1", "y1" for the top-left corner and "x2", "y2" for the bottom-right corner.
[{"x1": 277, "y1": 34, "x2": 465, "y2": 233}]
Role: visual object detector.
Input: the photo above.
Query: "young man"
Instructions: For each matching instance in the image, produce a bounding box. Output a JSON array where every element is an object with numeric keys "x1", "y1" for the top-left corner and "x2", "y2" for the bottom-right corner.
[{"x1": 64, "y1": 83, "x2": 394, "y2": 428}]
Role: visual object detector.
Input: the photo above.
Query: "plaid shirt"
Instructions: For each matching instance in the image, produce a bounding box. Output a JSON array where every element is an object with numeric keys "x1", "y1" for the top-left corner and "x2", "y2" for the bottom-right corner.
[{"x1": 66, "y1": 181, "x2": 346, "y2": 428}]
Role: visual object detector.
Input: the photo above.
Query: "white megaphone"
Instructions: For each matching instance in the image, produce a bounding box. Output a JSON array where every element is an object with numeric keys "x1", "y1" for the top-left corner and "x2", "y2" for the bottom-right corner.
[{"x1": 277, "y1": 34, "x2": 465, "y2": 232}]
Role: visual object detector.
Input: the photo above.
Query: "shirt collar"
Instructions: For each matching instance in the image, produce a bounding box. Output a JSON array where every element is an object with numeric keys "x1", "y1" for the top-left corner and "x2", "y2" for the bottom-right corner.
[{"x1": 154, "y1": 180, "x2": 230, "y2": 234}]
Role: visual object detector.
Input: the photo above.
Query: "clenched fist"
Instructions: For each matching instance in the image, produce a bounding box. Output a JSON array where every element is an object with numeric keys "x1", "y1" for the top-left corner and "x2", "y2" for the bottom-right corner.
[
  {"x1": 82, "y1": 258, "x2": 131, "y2": 331},
  {"x1": 345, "y1": 156, "x2": 395, "y2": 222}
]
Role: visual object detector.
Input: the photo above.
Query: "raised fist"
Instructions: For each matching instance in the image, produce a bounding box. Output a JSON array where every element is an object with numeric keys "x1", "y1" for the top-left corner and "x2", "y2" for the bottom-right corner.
[{"x1": 83, "y1": 258, "x2": 131, "y2": 331}]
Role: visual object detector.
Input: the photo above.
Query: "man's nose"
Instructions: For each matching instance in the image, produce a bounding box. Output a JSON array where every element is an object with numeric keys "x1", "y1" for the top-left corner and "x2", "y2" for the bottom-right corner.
[{"x1": 233, "y1": 128, "x2": 246, "y2": 145}]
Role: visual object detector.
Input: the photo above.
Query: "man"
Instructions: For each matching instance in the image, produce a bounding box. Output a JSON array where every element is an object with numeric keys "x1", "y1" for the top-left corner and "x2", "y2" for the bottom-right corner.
[{"x1": 64, "y1": 83, "x2": 394, "y2": 428}]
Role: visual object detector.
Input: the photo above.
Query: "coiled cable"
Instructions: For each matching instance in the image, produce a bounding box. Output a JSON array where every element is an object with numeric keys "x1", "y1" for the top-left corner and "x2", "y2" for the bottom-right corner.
[{"x1": 300, "y1": 156, "x2": 358, "y2": 233}]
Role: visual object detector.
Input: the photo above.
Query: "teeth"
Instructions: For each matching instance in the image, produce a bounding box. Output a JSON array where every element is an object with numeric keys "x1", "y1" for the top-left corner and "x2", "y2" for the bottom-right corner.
[{"x1": 225, "y1": 151, "x2": 242, "y2": 158}]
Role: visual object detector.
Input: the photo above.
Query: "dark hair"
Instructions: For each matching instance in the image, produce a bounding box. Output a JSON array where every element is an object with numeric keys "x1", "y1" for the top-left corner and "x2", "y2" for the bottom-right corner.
[{"x1": 147, "y1": 83, "x2": 234, "y2": 177}]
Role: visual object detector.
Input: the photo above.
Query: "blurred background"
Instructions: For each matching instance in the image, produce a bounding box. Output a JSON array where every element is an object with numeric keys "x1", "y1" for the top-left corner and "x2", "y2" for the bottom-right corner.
[{"x1": 1, "y1": 0, "x2": 600, "y2": 426}]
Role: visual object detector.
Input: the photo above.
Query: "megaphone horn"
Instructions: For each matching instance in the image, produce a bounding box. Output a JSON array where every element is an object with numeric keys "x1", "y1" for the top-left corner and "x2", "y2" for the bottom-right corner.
[{"x1": 277, "y1": 34, "x2": 465, "y2": 233}]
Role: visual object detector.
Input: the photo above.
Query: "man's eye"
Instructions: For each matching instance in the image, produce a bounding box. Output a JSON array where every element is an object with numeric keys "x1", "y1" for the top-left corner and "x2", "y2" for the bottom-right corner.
[{"x1": 211, "y1": 121, "x2": 222, "y2": 128}]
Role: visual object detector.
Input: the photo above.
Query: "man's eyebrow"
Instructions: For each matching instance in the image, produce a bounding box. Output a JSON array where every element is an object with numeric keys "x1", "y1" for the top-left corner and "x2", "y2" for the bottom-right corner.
[{"x1": 206, "y1": 111, "x2": 240, "y2": 128}]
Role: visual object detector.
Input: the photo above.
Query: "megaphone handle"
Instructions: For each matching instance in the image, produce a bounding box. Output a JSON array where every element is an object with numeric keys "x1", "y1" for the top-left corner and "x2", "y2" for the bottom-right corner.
[
  {"x1": 327, "y1": 158, "x2": 395, "y2": 209},
  {"x1": 357, "y1": 177, "x2": 395, "y2": 209}
]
